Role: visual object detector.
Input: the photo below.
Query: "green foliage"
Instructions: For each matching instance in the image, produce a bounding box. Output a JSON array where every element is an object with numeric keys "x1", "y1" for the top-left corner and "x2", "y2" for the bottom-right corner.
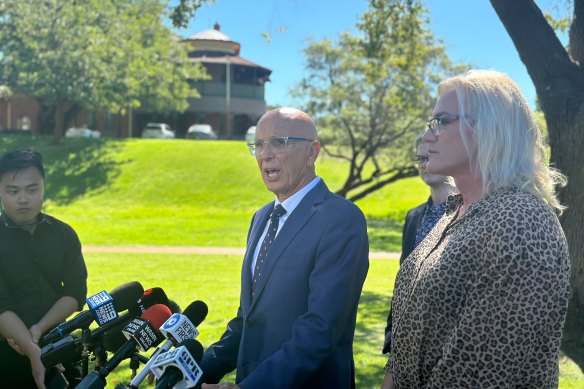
[
  {"x1": 292, "y1": 0, "x2": 468, "y2": 201},
  {"x1": 543, "y1": 0, "x2": 573, "y2": 34},
  {"x1": 0, "y1": 0, "x2": 209, "y2": 131},
  {"x1": 169, "y1": 0, "x2": 215, "y2": 28}
]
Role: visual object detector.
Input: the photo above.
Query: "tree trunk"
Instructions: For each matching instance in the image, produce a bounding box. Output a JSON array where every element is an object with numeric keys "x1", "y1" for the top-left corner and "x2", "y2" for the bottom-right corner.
[
  {"x1": 52, "y1": 103, "x2": 64, "y2": 145},
  {"x1": 491, "y1": 0, "x2": 584, "y2": 369}
]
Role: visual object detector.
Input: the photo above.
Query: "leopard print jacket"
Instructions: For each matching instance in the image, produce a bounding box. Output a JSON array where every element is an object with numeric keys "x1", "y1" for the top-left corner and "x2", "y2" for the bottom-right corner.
[{"x1": 387, "y1": 188, "x2": 571, "y2": 388}]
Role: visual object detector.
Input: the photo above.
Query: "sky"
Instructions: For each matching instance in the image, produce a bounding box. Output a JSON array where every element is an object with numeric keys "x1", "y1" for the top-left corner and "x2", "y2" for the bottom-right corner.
[{"x1": 175, "y1": 0, "x2": 564, "y2": 109}]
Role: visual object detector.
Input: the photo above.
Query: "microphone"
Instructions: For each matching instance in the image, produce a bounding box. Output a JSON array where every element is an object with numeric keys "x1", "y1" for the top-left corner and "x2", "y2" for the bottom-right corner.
[
  {"x1": 41, "y1": 336, "x2": 82, "y2": 369},
  {"x1": 151, "y1": 338, "x2": 205, "y2": 389},
  {"x1": 127, "y1": 300, "x2": 208, "y2": 388},
  {"x1": 76, "y1": 304, "x2": 172, "y2": 389},
  {"x1": 40, "y1": 281, "x2": 144, "y2": 345},
  {"x1": 102, "y1": 287, "x2": 171, "y2": 353},
  {"x1": 159, "y1": 300, "x2": 207, "y2": 343},
  {"x1": 128, "y1": 287, "x2": 169, "y2": 317}
]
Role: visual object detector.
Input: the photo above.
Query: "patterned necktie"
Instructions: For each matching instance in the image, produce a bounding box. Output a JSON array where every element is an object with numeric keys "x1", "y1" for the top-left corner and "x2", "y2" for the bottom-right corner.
[{"x1": 252, "y1": 204, "x2": 287, "y2": 296}]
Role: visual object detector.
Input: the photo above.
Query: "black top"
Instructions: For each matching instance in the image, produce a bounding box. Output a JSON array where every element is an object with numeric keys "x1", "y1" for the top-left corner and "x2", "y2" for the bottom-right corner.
[{"x1": 0, "y1": 213, "x2": 88, "y2": 327}]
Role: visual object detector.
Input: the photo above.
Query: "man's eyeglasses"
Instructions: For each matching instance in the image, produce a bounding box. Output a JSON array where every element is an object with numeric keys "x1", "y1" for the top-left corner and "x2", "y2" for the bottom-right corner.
[
  {"x1": 413, "y1": 155, "x2": 429, "y2": 165},
  {"x1": 426, "y1": 114, "x2": 465, "y2": 137},
  {"x1": 247, "y1": 136, "x2": 314, "y2": 156}
]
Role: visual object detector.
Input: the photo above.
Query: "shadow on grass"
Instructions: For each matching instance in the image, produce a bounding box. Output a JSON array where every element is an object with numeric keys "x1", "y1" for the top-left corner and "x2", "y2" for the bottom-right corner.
[
  {"x1": 0, "y1": 134, "x2": 123, "y2": 205},
  {"x1": 355, "y1": 290, "x2": 392, "y2": 388},
  {"x1": 366, "y1": 216, "x2": 403, "y2": 252}
]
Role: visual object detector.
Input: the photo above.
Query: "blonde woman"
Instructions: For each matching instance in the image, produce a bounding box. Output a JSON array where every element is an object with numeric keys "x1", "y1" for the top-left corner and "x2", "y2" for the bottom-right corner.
[{"x1": 382, "y1": 70, "x2": 570, "y2": 388}]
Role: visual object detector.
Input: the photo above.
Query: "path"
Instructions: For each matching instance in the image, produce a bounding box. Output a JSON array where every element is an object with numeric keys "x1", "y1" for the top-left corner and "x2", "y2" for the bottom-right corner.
[{"x1": 83, "y1": 245, "x2": 399, "y2": 259}]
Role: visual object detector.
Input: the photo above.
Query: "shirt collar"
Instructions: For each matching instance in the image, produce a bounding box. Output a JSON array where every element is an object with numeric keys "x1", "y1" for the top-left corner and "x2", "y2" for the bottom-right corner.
[
  {"x1": 1, "y1": 212, "x2": 51, "y2": 230},
  {"x1": 275, "y1": 176, "x2": 321, "y2": 216}
]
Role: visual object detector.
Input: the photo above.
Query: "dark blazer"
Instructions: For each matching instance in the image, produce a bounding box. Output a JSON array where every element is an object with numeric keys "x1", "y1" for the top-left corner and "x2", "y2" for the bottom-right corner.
[
  {"x1": 200, "y1": 180, "x2": 369, "y2": 389},
  {"x1": 398, "y1": 200, "x2": 429, "y2": 264},
  {"x1": 382, "y1": 199, "x2": 429, "y2": 354}
]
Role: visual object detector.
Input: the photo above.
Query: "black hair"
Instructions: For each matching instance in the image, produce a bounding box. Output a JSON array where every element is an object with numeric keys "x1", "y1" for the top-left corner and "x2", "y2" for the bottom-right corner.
[{"x1": 0, "y1": 149, "x2": 45, "y2": 180}]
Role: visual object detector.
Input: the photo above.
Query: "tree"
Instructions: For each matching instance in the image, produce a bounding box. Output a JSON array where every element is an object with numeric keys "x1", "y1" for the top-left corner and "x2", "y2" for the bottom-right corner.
[
  {"x1": 0, "y1": 85, "x2": 13, "y2": 129},
  {"x1": 490, "y1": 0, "x2": 584, "y2": 368},
  {"x1": 292, "y1": 0, "x2": 467, "y2": 201},
  {"x1": 170, "y1": 0, "x2": 215, "y2": 28},
  {"x1": 0, "y1": 0, "x2": 209, "y2": 143}
]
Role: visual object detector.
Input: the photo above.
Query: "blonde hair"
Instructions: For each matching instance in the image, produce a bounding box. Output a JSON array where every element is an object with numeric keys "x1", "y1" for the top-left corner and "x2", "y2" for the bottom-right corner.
[{"x1": 438, "y1": 70, "x2": 566, "y2": 213}]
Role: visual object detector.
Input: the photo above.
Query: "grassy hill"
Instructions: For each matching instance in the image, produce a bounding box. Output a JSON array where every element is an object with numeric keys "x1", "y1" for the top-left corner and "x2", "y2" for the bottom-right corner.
[
  {"x1": 0, "y1": 135, "x2": 428, "y2": 251},
  {"x1": 1, "y1": 135, "x2": 582, "y2": 387}
]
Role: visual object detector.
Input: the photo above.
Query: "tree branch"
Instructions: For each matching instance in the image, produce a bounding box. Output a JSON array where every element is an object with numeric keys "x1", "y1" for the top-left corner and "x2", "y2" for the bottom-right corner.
[{"x1": 490, "y1": 0, "x2": 581, "y2": 91}]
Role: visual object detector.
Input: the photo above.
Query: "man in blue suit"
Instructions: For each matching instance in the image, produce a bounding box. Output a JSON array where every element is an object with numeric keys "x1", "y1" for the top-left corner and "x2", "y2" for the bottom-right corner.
[{"x1": 201, "y1": 108, "x2": 369, "y2": 389}]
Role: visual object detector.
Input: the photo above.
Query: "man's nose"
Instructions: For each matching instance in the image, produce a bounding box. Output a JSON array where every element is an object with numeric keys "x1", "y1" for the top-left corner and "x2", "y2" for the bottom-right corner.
[{"x1": 17, "y1": 192, "x2": 29, "y2": 203}]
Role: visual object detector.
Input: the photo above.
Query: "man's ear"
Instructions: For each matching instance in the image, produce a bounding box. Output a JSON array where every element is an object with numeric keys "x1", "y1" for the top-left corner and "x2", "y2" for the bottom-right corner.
[{"x1": 307, "y1": 141, "x2": 321, "y2": 166}]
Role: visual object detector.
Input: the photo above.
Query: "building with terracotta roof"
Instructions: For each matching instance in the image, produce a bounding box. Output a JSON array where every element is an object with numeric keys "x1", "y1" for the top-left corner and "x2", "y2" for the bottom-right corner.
[
  {"x1": 178, "y1": 23, "x2": 271, "y2": 138},
  {"x1": 0, "y1": 23, "x2": 271, "y2": 139}
]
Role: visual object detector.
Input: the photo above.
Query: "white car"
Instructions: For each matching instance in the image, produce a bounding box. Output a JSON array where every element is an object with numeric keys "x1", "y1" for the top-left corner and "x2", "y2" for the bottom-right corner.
[
  {"x1": 142, "y1": 123, "x2": 175, "y2": 139},
  {"x1": 186, "y1": 124, "x2": 218, "y2": 140},
  {"x1": 245, "y1": 126, "x2": 256, "y2": 143},
  {"x1": 65, "y1": 127, "x2": 101, "y2": 138}
]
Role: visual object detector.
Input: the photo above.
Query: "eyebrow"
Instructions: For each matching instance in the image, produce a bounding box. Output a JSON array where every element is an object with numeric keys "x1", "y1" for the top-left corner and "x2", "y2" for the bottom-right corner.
[
  {"x1": 5, "y1": 183, "x2": 39, "y2": 189},
  {"x1": 432, "y1": 111, "x2": 452, "y2": 118}
]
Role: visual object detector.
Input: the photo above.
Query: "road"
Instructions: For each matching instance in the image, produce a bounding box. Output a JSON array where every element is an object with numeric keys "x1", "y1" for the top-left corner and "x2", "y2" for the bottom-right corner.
[{"x1": 83, "y1": 245, "x2": 399, "y2": 259}]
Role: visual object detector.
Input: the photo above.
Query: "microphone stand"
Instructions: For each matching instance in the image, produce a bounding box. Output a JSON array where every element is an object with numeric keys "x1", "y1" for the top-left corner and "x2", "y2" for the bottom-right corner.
[
  {"x1": 130, "y1": 353, "x2": 140, "y2": 378},
  {"x1": 81, "y1": 328, "x2": 92, "y2": 378}
]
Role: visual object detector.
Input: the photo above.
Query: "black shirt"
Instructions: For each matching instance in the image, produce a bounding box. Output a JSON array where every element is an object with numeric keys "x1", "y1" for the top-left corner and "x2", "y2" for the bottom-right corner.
[{"x1": 0, "y1": 212, "x2": 88, "y2": 327}]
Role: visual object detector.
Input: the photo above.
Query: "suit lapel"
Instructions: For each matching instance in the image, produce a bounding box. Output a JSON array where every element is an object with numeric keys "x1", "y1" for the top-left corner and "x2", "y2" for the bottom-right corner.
[
  {"x1": 241, "y1": 205, "x2": 272, "y2": 312},
  {"x1": 250, "y1": 181, "x2": 329, "y2": 310}
]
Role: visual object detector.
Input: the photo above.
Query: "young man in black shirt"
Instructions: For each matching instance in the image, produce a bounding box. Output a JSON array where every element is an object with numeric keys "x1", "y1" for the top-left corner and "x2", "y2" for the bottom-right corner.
[{"x1": 0, "y1": 149, "x2": 88, "y2": 388}]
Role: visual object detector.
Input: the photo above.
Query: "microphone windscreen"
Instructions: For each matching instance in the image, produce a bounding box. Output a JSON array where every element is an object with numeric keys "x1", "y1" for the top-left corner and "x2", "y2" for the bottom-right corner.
[
  {"x1": 183, "y1": 301, "x2": 208, "y2": 327},
  {"x1": 142, "y1": 288, "x2": 169, "y2": 309},
  {"x1": 102, "y1": 315, "x2": 135, "y2": 353},
  {"x1": 177, "y1": 338, "x2": 204, "y2": 362},
  {"x1": 142, "y1": 304, "x2": 172, "y2": 330},
  {"x1": 110, "y1": 281, "x2": 144, "y2": 311}
]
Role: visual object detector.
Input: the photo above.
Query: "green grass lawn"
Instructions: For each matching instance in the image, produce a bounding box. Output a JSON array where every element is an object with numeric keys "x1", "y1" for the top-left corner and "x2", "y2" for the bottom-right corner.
[
  {"x1": 84, "y1": 252, "x2": 582, "y2": 388},
  {"x1": 0, "y1": 135, "x2": 428, "y2": 251},
  {"x1": 0, "y1": 135, "x2": 581, "y2": 387}
]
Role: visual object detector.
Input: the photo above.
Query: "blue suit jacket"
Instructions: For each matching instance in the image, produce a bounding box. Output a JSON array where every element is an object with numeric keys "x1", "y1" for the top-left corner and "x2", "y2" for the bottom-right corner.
[{"x1": 200, "y1": 180, "x2": 369, "y2": 388}]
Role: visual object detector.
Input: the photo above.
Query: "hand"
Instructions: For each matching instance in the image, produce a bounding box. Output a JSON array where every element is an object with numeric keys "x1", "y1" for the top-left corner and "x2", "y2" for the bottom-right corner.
[
  {"x1": 202, "y1": 383, "x2": 240, "y2": 389},
  {"x1": 29, "y1": 324, "x2": 44, "y2": 344},
  {"x1": 25, "y1": 343, "x2": 46, "y2": 389},
  {"x1": 6, "y1": 337, "x2": 23, "y2": 355},
  {"x1": 381, "y1": 371, "x2": 395, "y2": 389}
]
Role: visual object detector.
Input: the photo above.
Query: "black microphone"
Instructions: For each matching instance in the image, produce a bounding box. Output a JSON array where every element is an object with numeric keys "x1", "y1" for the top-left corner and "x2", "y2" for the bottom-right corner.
[
  {"x1": 150, "y1": 338, "x2": 205, "y2": 389},
  {"x1": 76, "y1": 304, "x2": 172, "y2": 389},
  {"x1": 128, "y1": 287, "x2": 169, "y2": 317},
  {"x1": 40, "y1": 336, "x2": 82, "y2": 369},
  {"x1": 102, "y1": 287, "x2": 171, "y2": 353},
  {"x1": 40, "y1": 281, "x2": 144, "y2": 345},
  {"x1": 127, "y1": 300, "x2": 208, "y2": 388}
]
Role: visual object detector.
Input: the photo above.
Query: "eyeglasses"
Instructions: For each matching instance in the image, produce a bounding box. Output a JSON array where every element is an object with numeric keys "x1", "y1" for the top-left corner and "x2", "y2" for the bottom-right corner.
[
  {"x1": 413, "y1": 155, "x2": 429, "y2": 165},
  {"x1": 426, "y1": 114, "x2": 465, "y2": 137},
  {"x1": 247, "y1": 136, "x2": 314, "y2": 156}
]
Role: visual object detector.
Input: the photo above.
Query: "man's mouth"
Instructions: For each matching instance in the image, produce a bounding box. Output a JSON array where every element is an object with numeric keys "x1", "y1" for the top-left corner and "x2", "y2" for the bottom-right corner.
[{"x1": 265, "y1": 168, "x2": 280, "y2": 178}]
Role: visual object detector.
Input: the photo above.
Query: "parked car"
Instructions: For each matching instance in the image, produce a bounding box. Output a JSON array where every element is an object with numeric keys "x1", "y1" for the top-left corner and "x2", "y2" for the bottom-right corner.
[
  {"x1": 245, "y1": 126, "x2": 256, "y2": 143},
  {"x1": 142, "y1": 123, "x2": 175, "y2": 139},
  {"x1": 186, "y1": 124, "x2": 218, "y2": 140},
  {"x1": 65, "y1": 126, "x2": 101, "y2": 138}
]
